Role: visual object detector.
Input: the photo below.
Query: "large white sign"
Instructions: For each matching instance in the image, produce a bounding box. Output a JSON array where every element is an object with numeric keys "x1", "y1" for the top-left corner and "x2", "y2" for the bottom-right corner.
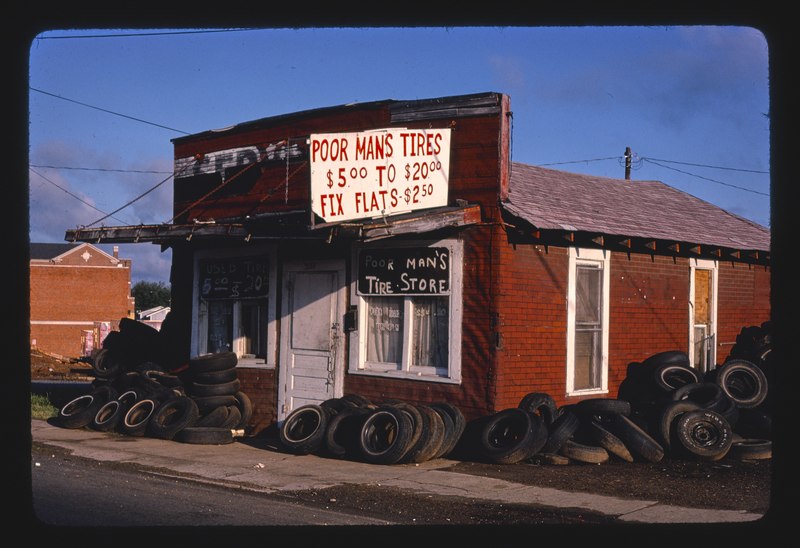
[{"x1": 309, "y1": 128, "x2": 451, "y2": 222}]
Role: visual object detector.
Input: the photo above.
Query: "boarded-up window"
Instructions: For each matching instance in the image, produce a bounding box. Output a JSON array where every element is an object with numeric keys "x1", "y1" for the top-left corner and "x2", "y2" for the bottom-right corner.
[{"x1": 694, "y1": 269, "x2": 711, "y2": 325}]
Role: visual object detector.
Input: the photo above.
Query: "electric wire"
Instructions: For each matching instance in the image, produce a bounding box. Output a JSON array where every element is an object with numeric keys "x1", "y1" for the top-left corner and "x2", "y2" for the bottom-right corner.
[
  {"x1": 29, "y1": 167, "x2": 131, "y2": 225},
  {"x1": 642, "y1": 158, "x2": 769, "y2": 197},
  {"x1": 30, "y1": 164, "x2": 172, "y2": 174}
]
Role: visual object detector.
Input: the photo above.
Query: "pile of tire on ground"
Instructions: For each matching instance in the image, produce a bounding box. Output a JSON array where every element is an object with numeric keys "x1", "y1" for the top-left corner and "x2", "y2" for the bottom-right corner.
[
  {"x1": 279, "y1": 395, "x2": 466, "y2": 465},
  {"x1": 52, "y1": 318, "x2": 252, "y2": 446}
]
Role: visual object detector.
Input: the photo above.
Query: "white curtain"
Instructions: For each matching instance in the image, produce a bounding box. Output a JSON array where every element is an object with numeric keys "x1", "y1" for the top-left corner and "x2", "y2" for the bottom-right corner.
[{"x1": 411, "y1": 296, "x2": 448, "y2": 369}]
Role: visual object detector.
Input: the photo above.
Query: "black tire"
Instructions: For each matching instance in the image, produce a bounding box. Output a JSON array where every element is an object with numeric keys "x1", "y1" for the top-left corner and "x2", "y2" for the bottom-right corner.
[
  {"x1": 653, "y1": 363, "x2": 701, "y2": 393},
  {"x1": 90, "y1": 348, "x2": 124, "y2": 379},
  {"x1": 175, "y1": 426, "x2": 234, "y2": 445},
  {"x1": 191, "y1": 367, "x2": 238, "y2": 384},
  {"x1": 188, "y1": 352, "x2": 238, "y2": 373},
  {"x1": 358, "y1": 405, "x2": 414, "y2": 465},
  {"x1": 643, "y1": 350, "x2": 690, "y2": 369},
  {"x1": 574, "y1": 398, "x2": 631, "y2": 423},
  {"x1": 280, "y1": 404, "x2": 330, "y2": 455},
  {"x1": 340, "y1": 393, "x2": 373, "y2": 408},
  {"x1": 714, "y1": 359, "x2": 768, "y2": 409},
  {"x1": 518, "y1": 393, "x2": 558, "y2": 426},
  {"x1": 429, "y1": 402, "x2": 466, "y2": 458},
  {"x1": 56, "y1": 386, "x2": 118, "y2": 429},
  {"x1": 192, "y1": 394, "x2": 239, "y2": 412},
  {"x1": 727, "y1": 439, "x2": 772, "y2": 461},
  {"x1": 119, "y1": 399, "x2": 158, "y2": 437},
  {"x1": 409, "y1": 405, "x2": 446, "y2": 463},
  {"x1": 609, "y1": 414, "x2": 665, "y2": 463},
  {"x1": 189, "y1": 379, "x2": 241, "y2": 397},
  {"x1": 476, "y1": 408, "x2": 546, "y2": 465},
  {"x1": 734, "y1": 408, "x2": 772, "y2": 439},
  {"x1": 391, "y1": 403, "x2": 424, "y2": 463},
  {"x1": 671, "y1": 382, "x2": 727, "y2": 409},
  {"x1": 674, "y1": 409, "x2": 733, "y2": 461},
  {"x1": 656, "y1": 400, "x2": 701, "y2": 451},
  {"x1": 92, "y1": 400, "x2": 126, "y2": 432},
  {"x1": 195, "y1": 405, "x2": 231, "y2": 428},
  {"x1": 233, "y1": 391, "x2": 253, "y2": 429},
  {"x1": 541, "y1": 408, "x2": 580, "y2": 454},
  {"x1": 559, "y1": 439, "x2": 610, "y2": 464},
  {"x1": 324, "y1": 407, "x2": 370, "y2": 459},
  {"x1": 584, "y1": 420, "x2": 634, "y2": 462},
  {"x1": 146, "y1": 395, "x2": 200, "y2": 440},
  {"x1": 219, "y1": 405, "x2": 242, "y2": 429}
]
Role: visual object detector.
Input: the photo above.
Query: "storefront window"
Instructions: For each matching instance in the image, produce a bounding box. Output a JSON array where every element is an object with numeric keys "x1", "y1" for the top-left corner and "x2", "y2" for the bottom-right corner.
[
  {"x1": 195, "y1": 250, "x2": 276, "y2": 367},
  {"x1": 353, "y1": 241, "x2": 461, "y2": 382}
]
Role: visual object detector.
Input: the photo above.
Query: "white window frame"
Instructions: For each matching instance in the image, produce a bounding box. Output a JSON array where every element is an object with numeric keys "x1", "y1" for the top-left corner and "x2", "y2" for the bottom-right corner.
[
  {"x1": 191, "y1": 245, "x2": 278, "y2": 368},
  {"x1": 689, "y1": 258, "x2": 718, "y2": 371},
  {"x1": 348, "y1": 238, "x2": 462, "y2": 384},
  {"x1": 566, "y1": 247, "x2": 610, "y2": 396}
]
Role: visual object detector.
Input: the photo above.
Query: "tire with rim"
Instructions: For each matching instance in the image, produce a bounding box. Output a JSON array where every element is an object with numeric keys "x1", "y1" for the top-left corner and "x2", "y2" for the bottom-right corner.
[
  {"x1": 146, "y1": 395, "x2": 200, "y2": 440},
  {"x1": 476, "y1": 408, "x2": 546, "y2": 464},
  {"x1": 358, "y1": 405, "x2": 414, "y2": 465},
  {"x1": 714, "y1": 359, "x2": 768, "y2": 409},
  {"x1": 674, "y1": 409, "x2": 733, "y2": 461},
  {"x1": 119, "y1": 399, "x2": 158, "y2": 437},
  {"x1": 608, "y1": 414, "x2": 665, "y2": 463},
  {"x1": 175, "y1": 426, "x2": 234, "y2": 445},
  {"x1": 280, "y1": 404, "x2": 330, "y2": 455}
]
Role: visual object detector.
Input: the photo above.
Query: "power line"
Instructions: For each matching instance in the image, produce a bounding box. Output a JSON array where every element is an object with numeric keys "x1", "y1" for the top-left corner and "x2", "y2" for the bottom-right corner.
[
  {"x1": 538, "y1": 156, "x2": 621, "y2": 167},
  {"x1": 643, "y1": 158, "x2": 769, "y2": 197},
  {"x1": 30, "y1": 86, "x2": 191, "y2": 135},
  {"x1": 86, "y1": 171, "x2": 176, "y2": 227},
  {"x1": 640, "y1": 156, "x2": 769, "y2": 175},
  {"x1": 29, "y1": 167, "x2": 131, "y2": 225},
  {"x1": 30, "y1": 164, "x2": 172, "y2": 174}
]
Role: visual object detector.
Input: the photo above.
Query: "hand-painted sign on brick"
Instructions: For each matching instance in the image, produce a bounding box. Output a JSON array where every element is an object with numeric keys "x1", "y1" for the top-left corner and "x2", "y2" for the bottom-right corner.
[{"x1": 310, "y1": 128, "x2": 451, "y2": 222}]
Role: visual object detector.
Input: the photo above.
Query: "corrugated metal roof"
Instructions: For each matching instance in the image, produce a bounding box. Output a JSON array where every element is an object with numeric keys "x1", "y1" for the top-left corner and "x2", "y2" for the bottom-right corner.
[{"x1": 504, "y1": 163, "x2": 770, "y2": 251}]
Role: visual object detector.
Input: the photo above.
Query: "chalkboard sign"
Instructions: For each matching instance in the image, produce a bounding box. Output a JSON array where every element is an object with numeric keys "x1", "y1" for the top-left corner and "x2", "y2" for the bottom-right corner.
[
  {"x1": 199, "y1": 257, "x2": 269, "y2": 300},
  {"x1": 358, "y1": 247, "x2": 450, "y2": 296}
]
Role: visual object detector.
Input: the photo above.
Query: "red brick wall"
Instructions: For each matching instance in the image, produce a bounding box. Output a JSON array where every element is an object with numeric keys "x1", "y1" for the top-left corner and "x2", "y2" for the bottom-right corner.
[
  {"x1": 30, "y1": 263, "x2": 132, "y2": 357},
  {"x1": 237, "y1": 367, "x2": 276, "y2": 434},
  {"x1": 716, "y1": 261, "x2": 771, "y2": 363}
]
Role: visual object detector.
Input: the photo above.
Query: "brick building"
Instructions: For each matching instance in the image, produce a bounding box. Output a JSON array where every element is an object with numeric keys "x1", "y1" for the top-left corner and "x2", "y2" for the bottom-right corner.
[
  {"x1": 65, "y1": 92, "x2": 771, "y2": 435},
  {"x1": 30, "y1": 242, "x2": 134, "y2": 358}
]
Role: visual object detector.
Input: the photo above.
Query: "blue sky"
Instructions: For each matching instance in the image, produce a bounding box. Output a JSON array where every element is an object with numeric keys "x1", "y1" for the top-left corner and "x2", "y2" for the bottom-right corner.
[{"x1": 27, "y1": 26, "x2": 771, "y2": 285}]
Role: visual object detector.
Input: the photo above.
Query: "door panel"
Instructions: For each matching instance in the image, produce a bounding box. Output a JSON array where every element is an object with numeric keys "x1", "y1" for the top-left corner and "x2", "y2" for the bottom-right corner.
[{"x1": 278, "y1": 261, "x2": 345, "y2": 420}]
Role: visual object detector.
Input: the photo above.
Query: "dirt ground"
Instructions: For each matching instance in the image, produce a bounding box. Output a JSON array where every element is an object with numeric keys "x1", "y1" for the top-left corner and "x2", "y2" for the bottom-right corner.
[{"x1": 29, "y1": 349, "x2": 776, "y2": 517}]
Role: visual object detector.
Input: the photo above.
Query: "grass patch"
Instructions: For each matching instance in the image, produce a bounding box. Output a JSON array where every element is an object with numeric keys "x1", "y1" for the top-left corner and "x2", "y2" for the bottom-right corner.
[{"x1": 31, "y1": 393, "x2": 58, "y2": 420}]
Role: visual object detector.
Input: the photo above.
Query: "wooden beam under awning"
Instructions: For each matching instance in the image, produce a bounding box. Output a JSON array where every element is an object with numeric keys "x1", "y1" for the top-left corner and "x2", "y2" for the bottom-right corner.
[{"x1": 64, "y1": 204, "x2": 483, "y2": 245}]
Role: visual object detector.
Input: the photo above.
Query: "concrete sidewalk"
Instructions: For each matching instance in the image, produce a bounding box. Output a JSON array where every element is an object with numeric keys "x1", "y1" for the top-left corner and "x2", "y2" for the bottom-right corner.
[{"x1": 30, "y1": 419, "x2": 764, "y2": 524}]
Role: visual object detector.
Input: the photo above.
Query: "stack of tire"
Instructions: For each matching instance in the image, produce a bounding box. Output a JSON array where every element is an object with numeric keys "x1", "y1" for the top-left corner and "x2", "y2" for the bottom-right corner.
[
  {"x1": 180, "y1": 351, "x2": 253, "y2": 445},
  {"x1": 616, "y1": 350, "x2": 771, "y2": 462},
  {"x1": 279, "y1": 395, "x2": 466, "y2": 465},
  {"x1": 53, "y1": 319, "x2": 253, "y2": 446}
]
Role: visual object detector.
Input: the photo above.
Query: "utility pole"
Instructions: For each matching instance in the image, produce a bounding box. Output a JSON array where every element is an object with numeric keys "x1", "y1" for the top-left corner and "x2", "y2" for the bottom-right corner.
[{"x1": 624, "y1": 147, "x2": 632, "y2": 180}]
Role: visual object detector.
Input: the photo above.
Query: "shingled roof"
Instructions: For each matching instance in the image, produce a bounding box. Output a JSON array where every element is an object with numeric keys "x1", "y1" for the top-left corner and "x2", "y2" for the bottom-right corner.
[{"x1": 503, "y1": 163, "x2": 770, "y2": 253}]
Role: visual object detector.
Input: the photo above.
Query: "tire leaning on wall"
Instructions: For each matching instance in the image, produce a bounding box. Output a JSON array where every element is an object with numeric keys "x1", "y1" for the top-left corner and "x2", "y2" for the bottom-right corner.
[{"x1": 279, "y1": 404, "x2": 331, "y2": 455}]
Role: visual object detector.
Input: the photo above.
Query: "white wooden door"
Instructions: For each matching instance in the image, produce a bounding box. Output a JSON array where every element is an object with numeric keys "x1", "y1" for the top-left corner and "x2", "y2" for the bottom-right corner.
[{"x1": 278, "y1": 260, "x2": 345, "y2": 421}]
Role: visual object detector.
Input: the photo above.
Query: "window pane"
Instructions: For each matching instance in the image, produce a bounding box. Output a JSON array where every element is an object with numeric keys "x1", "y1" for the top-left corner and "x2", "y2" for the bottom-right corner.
[
  {"x1": 207, "y1": 300, "x2": 233, "y2": 353},
  {"x1": 241, "y1": 300, "x2": 266, "y2": 358},
  {"x1": 576, "y1": 265, "x2": 602, "y2": 324},
  {"x1": 366, "y1": 297, "x2": 403, "y2": 366},
  {"x1": 574, "y1": 328, "x2": 602, "y2": 390},
  {"x1": 411, "y1": 296, "x2": 449, "y2": 369}
]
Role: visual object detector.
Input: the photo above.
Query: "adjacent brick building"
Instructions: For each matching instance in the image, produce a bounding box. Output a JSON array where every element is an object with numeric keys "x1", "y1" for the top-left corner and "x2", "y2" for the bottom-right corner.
[
  {"x1": 65, "y1": 92, "x2": 771, "y2": 435},
  {"x1": 30, "y1": 242, "x2": 134, "y2": 358}
]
